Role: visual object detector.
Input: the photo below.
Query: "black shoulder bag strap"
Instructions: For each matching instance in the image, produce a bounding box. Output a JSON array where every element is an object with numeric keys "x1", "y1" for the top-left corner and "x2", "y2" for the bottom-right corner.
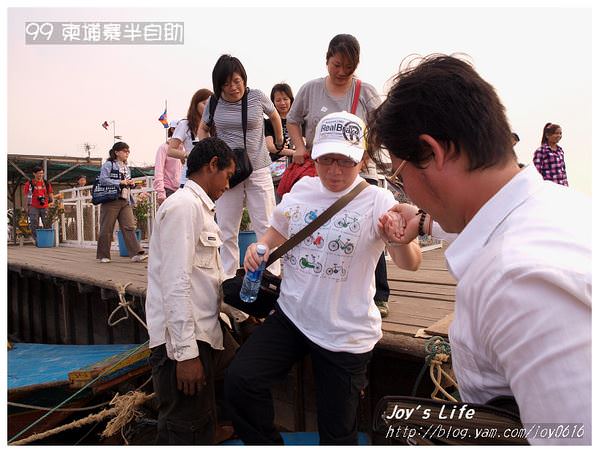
[
  {"x1": 241, "y1": 88, "x2": 248, "y2": 149},
  {"x1": 207, "y1": 91, "x2": 247, "y2": 145},
  {"x1": 266, "y1": 180, "x2": 369, "y2": 266}
]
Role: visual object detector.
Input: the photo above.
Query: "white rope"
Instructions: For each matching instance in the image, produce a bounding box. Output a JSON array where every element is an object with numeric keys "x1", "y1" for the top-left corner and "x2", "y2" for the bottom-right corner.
[
  {"x1": 107, "y1": 282, "x2": 148, "y2": 330},
  {"x1": 7, "y1": 401, "x2": 109, "y2": 412}
]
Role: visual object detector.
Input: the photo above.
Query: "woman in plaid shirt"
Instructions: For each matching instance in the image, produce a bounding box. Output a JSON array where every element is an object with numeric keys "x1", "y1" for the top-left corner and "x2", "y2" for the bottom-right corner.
[{"x1": 533, "y1": 122, "x2": 568, "y2": 186}]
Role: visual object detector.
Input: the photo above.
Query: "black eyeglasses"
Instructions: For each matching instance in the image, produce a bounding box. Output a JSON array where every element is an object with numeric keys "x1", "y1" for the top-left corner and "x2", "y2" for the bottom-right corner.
[{"x1": 315, "y1": 157, "x2": 358, "y2": 168}]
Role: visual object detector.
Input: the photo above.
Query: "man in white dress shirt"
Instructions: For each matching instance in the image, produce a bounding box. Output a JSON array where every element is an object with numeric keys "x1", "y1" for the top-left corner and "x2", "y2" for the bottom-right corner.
[
  {"x1": 146, "y1": 137, "x2": 237, "y2": 444},
  {"x1": 367, "y1": 55, "x2": 591, "y2": 445}
]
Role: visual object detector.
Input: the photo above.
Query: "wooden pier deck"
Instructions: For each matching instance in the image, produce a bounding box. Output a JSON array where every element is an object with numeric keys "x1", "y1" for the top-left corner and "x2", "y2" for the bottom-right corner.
[{"x1": 7, "y1": 244, "x2": 455, "y2": 357}]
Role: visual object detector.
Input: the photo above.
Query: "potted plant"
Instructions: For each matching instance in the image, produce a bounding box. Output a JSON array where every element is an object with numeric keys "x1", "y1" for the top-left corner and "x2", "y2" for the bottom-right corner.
[
  {"x1": 37, "y1": 194, "x2": 64, "y2": 248},
  {"x1": 117, "y1": 190, "x2": 148, "y2": 256},
  {"x1": 238, "y1": 207, "x2": 257, "y2": 266}
]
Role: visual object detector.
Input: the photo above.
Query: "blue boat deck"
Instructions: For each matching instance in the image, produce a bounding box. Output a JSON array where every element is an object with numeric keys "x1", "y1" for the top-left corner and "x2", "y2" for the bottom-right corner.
[{"x1": 8, "y1": 343, "x2": 141, "y2": 390}]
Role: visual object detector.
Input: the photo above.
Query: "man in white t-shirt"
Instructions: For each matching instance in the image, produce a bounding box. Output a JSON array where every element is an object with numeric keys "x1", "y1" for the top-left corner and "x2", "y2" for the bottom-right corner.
[
  {"x1": 367, "y1": 55, "x2": 591, "y2": 445},
  {"x1": 224, "y1": 111, "x2": 422, "y2": 445}
]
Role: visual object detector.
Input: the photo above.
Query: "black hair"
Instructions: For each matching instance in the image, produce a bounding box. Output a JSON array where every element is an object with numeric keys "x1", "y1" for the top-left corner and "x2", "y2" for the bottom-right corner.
[
  {"x1": 187, "y1": 137, "x2": 235, "y2": 178},
  {"x1": 270, "y1": 83, "x2": 294, "y2": 105},
  {"x1": 326, "y1": 34, "x2": 360, "y2": 74},
  {"x1": 212, "y1": 55, "x2": 247, "y2": 99},
  {"x1": 32, "y1": 165, "x2": 43, "y2": 173},
  {"x1": 541, "y1": 122, "x2": 561, "y2": 145},
  {"x1": 511, "y1": 132, "x2": 520, "y2": 143},
  {"x1": 108, "y1": 142, "x2": 130, "y2": 161},
  {"x1": 368, "y1": 54, "x2": 514, "y2": 172}
]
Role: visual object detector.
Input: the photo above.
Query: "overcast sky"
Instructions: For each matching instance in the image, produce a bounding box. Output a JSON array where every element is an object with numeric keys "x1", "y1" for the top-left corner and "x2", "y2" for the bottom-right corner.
[{"x1": 5, "y1": 3, "x2": 593, "y2": 195}]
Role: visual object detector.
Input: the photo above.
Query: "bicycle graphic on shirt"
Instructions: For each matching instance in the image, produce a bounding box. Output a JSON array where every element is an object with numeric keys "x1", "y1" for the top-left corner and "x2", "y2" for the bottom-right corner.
[
  {"x1": 304, "y1": 231, "x2": 325, "y2": 249},
  {"x1": 325, "y1": 262, "x2": 347, "y2": 277},
  {"x1": 304, "y1": 209, "x2": 331, "y2": 227},
  {"x1": 327, "y1": 235, "x2": 355, "y2": 255},
  {"x1": 287, "y1": 206, "x2": 302, "y2": 222},
  {"x1": 334, "y1": 213, "x2": 360, "y2": 233},
  {"x1": 288, "y1": 253, "x2": 323, "y2": 273}
]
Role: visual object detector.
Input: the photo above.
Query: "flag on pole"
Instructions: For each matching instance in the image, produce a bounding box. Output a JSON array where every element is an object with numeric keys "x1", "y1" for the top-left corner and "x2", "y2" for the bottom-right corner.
[
  {"x1": 101, "y1": 121, "x2": 109, "y2": 130},
  {"x1": 158, "y1": 110, "x2": 168, "y2": 128}
]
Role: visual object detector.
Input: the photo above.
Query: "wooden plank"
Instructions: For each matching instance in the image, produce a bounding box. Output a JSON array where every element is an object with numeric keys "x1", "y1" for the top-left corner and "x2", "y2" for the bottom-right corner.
[
  {"x1": 424, "y1": 313, "x2": 454, "y2": 337},
  {"x1": 46, "y1": 282, "x2": 59, "y2": 344},
  {"x1": 7, "y1": 246, "x2": 148, "y2": 298},
  {"x1": 58, "y1": 284, "x2": 74, "y2": 344},
  {"x1": 20, "y1": 275, "x2": 31, "y2": 342},
  {"x1": 9, "y1": 272, "x2": 19, "y2": 340},
  {"x1": 92, "y1": 292, "x2": 111, "y2": 344},
  {"x1": 71, "y1": 289, "x2": 91, "y2": 345},
  {"x1": 390, "y1": 280, "x2": 456, "y2": 296}
]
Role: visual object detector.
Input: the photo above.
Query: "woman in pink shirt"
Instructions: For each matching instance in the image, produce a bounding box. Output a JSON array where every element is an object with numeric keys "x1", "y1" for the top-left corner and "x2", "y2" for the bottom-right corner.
[{"x1": 154, "y1": 121, "x2": 183, "y2": 206}]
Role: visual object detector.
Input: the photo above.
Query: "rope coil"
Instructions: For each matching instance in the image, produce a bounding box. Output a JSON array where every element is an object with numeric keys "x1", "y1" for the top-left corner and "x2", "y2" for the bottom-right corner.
[
  {"x1": 8, "y1": 390, "x2": 155, "y2": 446},
  {"x1": 107, "y1": 282, "x2": 148, "y2": 330},
  {"x1": 425, "y1": 336, "x2": 458, "y2": 402},
  {"x1": 411, "y1": 336, "x2": 459, "y2": 402}
]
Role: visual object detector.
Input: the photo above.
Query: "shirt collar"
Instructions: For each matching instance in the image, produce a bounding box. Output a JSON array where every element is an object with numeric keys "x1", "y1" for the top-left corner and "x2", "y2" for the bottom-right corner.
[
  {"x1": 184, "y1": 179, "x2": 215, "y2": 212},
  {"x1": 445, "y1": 166, "x2": 543, "y2": 280}
]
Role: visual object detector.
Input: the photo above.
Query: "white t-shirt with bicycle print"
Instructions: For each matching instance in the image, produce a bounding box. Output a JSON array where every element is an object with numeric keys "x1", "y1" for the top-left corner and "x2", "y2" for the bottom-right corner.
[{"x1": 270, "y1": 175, "x2": 396, "y2": 353}]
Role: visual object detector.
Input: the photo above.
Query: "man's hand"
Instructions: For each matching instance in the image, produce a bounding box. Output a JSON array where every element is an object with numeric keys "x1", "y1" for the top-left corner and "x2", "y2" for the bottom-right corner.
[
  {"x1": 176, "y1": 357, "x2": 206, "y2": 396},
  {"x1": 378, "y1": 203, "x2": 422, "y2": 244}
]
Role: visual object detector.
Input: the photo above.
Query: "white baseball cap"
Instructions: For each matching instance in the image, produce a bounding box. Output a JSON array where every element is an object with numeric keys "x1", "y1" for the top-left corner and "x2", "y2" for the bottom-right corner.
[{"x1": 311, "y1": 111, "x2": 366, "y2": 164}]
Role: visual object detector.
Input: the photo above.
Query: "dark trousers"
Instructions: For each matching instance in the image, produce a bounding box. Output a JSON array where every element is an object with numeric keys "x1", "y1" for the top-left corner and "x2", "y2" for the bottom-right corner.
[
  {"x1": 365, "y1": 178, "x2": 390, "y2": 302},
  {"x1": 224, "y1": 306, "x2": 372, "y2": 445},
  {"x1": 150, "y1": 326, "x2": 238, "y2": 445},
  {"x1": 28, "y1": 207, "x2": 47, "y2": 243}
]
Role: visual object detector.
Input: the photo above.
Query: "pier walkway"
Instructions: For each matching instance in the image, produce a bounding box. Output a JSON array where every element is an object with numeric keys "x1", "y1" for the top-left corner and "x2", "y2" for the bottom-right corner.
[{"x1": 8, "y1": 244, "x2": 455, "y2": 357}]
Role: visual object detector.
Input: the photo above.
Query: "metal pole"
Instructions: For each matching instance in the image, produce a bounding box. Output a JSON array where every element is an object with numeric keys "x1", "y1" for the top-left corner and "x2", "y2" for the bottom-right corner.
[{"x1": 164, "y1": 99, "x2": 168, "y2": 142}]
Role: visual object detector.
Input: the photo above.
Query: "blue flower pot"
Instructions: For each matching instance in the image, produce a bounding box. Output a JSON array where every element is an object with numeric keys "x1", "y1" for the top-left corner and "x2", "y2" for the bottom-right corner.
[
  {"x1": 238, "y1": 230, "x2": 257, "y2": 266},
  {"x1": 117, "y1": 229, "x2": 142, "y2": 257},
  {"x1": 36, "y1": 228, "x2": 55, "y2": 248}
]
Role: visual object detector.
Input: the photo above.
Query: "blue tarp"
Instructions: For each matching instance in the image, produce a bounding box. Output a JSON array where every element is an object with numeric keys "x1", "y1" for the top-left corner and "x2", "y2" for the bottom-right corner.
[{"x1": 7, "y1": 343, "x2": 140, "y2": 390}]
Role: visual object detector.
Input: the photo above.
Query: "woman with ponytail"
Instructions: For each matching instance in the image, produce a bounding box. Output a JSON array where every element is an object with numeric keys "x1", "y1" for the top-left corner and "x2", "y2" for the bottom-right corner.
[{"x1": 533, "y1": 122, "x2": 569, "y2": 186}]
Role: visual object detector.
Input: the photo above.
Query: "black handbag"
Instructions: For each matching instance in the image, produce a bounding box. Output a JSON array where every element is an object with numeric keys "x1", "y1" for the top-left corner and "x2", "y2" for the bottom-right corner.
[
  {"x1": 208, "y1": 90, "x2": 253, "y2": 188},
  {"x1": 91, "y1": 161, "x2": 121, "y2": 205},
  {"x1": 222, "y1": 180, "x2": 370, "y2": 318}
]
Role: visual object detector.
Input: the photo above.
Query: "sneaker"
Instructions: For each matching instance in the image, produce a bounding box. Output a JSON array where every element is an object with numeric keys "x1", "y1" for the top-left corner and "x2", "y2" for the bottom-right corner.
[
  {"x1": 375, "y1": 300, "x2": 389, "y2": 318},
  {"x1": 131, "y1": 253, "x2": 148, "y2": 263},
  {"x1": 99, "y1": 258, "x2": 111, "y2": 263}
]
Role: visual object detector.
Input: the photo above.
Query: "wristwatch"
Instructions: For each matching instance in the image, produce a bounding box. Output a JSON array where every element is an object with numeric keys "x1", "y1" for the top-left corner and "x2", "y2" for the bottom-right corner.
[{"x1": 274, "y1": 142, "x2": 284, "y2": 152}]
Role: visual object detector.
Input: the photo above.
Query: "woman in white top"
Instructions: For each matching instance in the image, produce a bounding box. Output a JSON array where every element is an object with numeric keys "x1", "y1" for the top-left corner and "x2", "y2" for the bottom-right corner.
[
  {"x1": 287, "y1": 34, "x2": 391, "y2": 317},
  {"x1": 167, "y1": 88, "x2": 213, "y2": 187}
]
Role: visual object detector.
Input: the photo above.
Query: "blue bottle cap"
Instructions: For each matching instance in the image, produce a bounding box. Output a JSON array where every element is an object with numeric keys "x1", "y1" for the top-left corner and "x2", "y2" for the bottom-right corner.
[{"x1": 256, "y1": 244, "x2": 267, "y2": 256}]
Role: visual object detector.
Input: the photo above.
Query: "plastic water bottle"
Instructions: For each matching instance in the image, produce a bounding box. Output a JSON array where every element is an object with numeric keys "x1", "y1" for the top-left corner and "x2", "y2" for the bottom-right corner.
[{"x1": 239, "y1": 244, "x2": 267, "y2": 303}]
